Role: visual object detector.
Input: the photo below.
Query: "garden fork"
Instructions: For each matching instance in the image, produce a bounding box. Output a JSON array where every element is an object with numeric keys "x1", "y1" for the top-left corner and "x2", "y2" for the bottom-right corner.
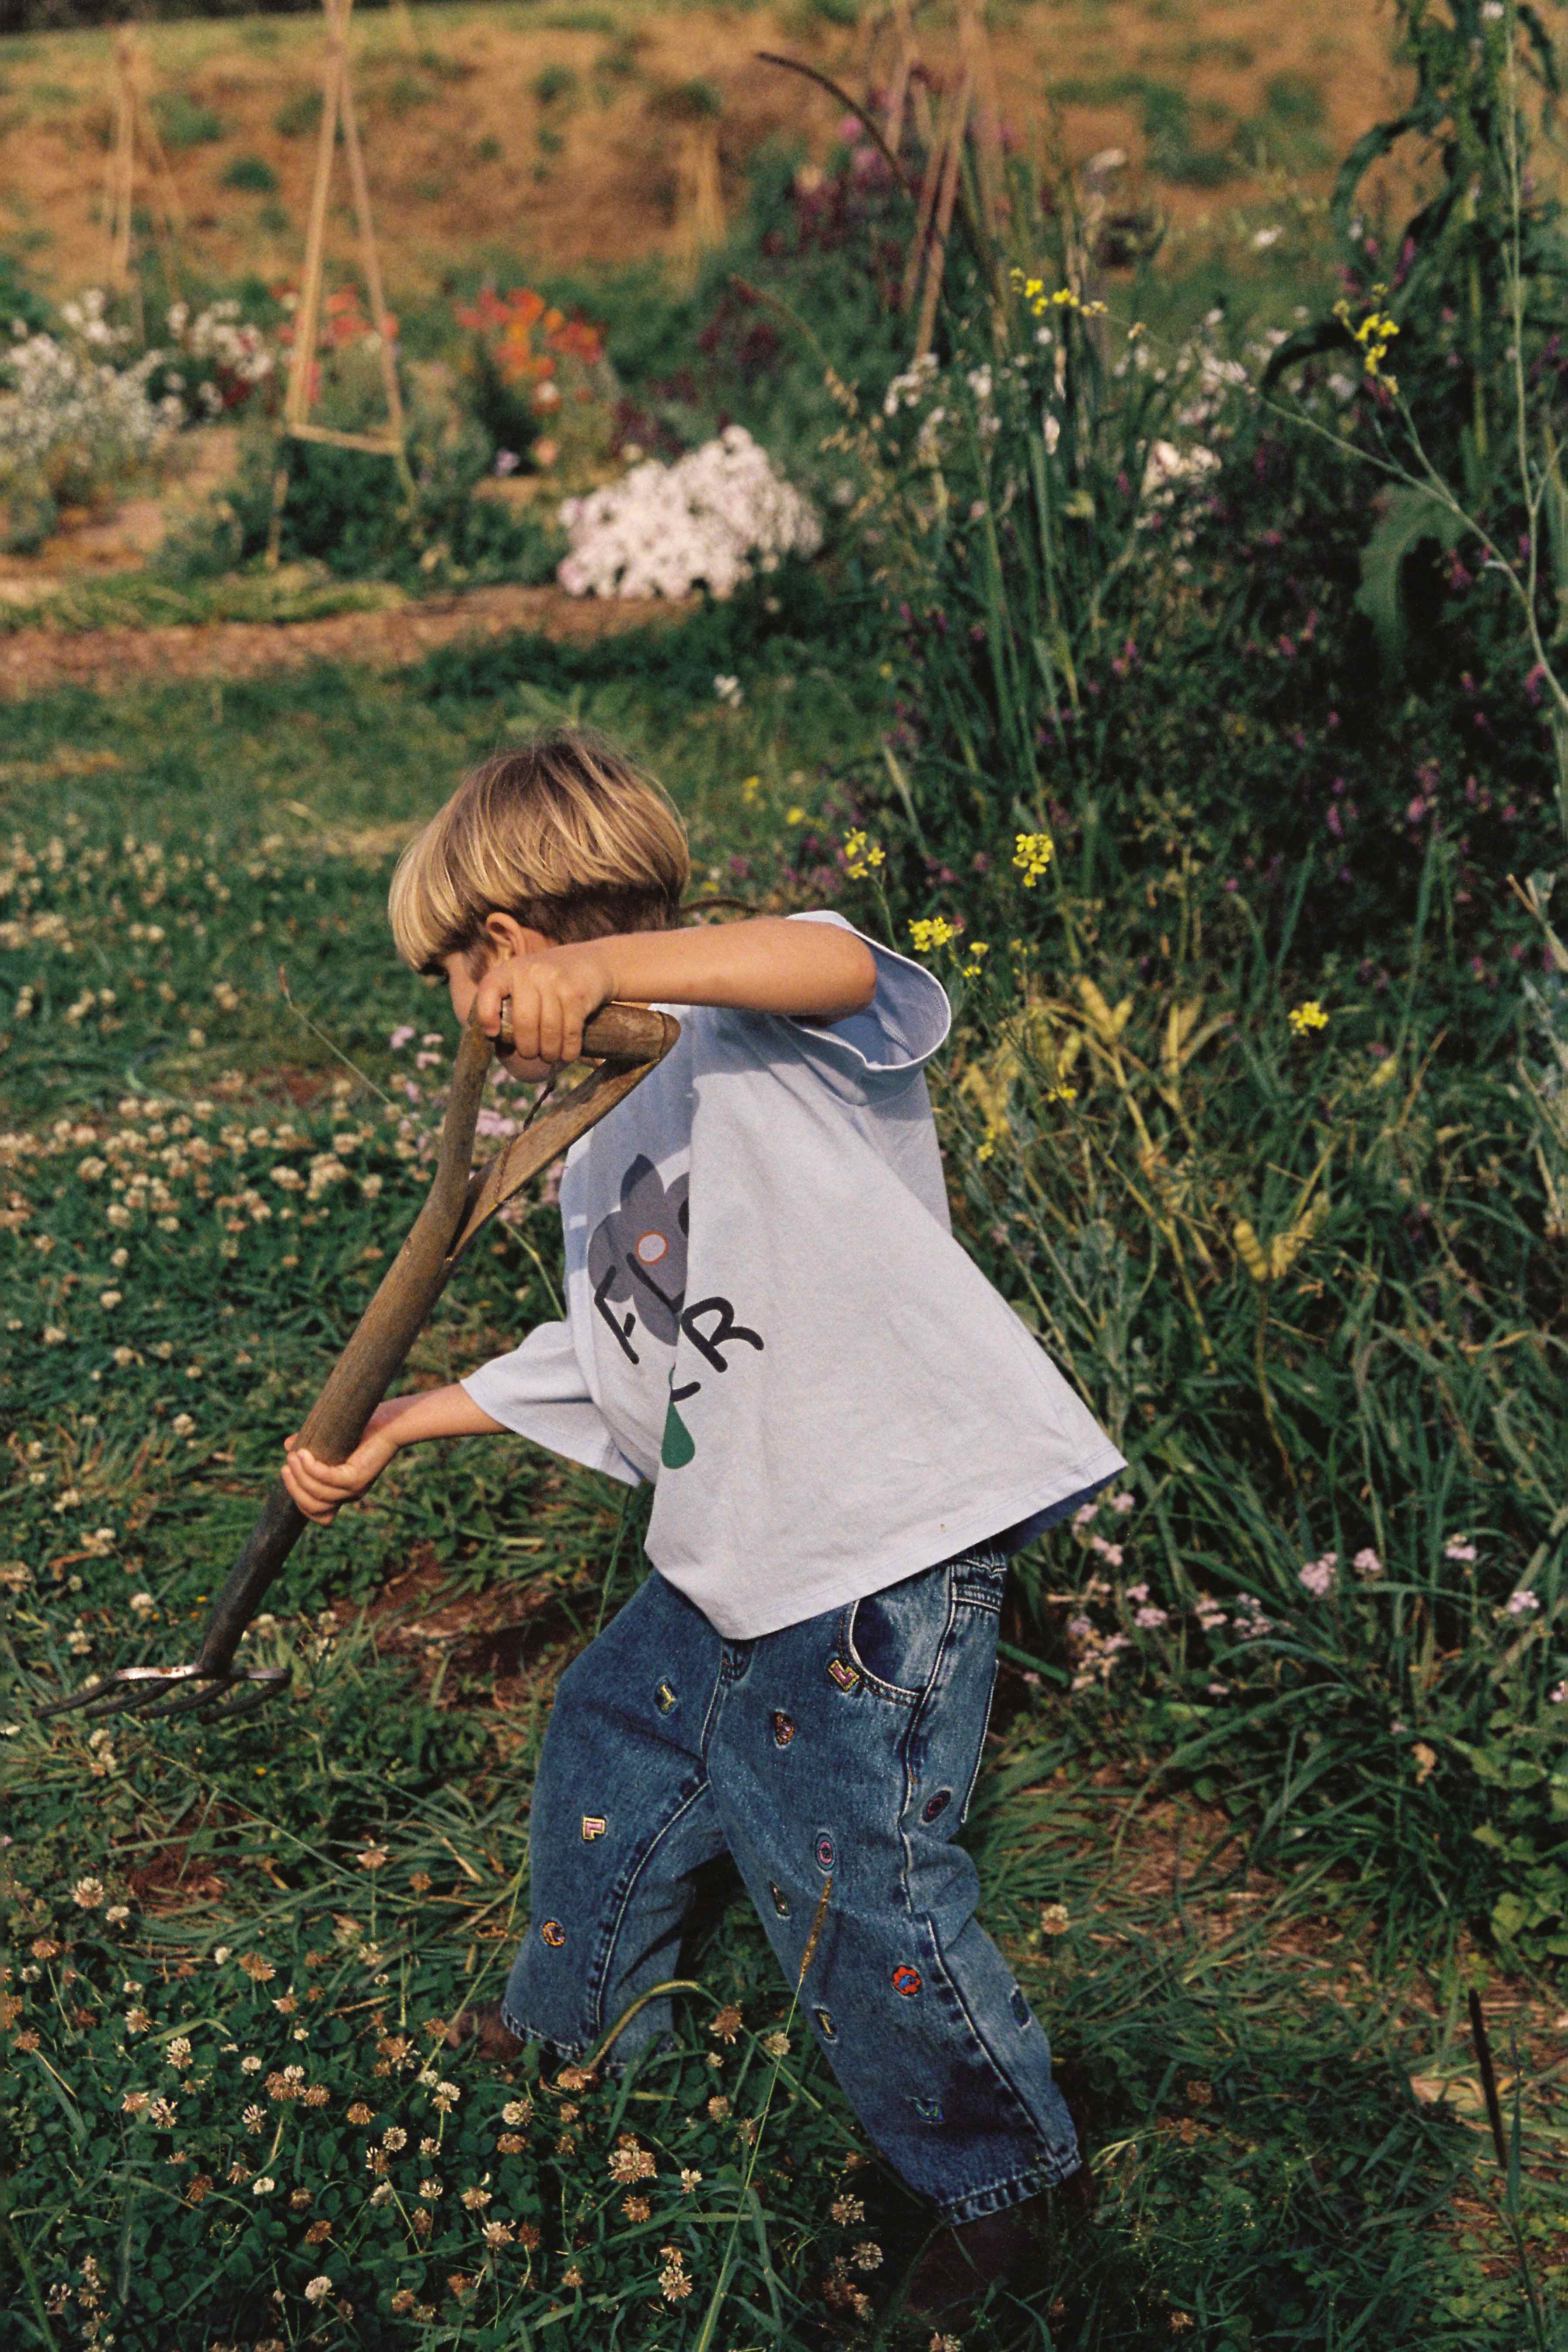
[{"x1": 36, "y1": 1001, "x2": 677, "y2": 1728}]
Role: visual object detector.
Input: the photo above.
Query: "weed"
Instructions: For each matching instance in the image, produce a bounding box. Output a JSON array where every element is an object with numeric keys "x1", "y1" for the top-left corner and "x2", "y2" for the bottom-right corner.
[
  {"x1": 150, "y1": 92, "x2": 227, "y2": 152},
  {"x1": 220, "y1": 155, "x2": 278, "y2": 195}
]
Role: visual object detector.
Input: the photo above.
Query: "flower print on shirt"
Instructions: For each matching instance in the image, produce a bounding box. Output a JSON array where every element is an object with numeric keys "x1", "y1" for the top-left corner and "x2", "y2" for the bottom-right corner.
[{"x1": 585, "y1": 1154, "x2": 763, "y2": 1470}]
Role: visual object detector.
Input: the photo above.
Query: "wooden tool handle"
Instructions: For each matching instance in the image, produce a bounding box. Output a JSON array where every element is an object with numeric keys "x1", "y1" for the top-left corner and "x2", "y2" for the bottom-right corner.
[{"x1": 192, "y1": 1001, "x2": 677, "y2": 1677}]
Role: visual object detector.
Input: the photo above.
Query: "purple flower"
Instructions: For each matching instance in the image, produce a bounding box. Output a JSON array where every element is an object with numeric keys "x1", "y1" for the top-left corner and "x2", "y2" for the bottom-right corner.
[
  {"x1": 1298, "y1": 1555, "x2": 1337, "y2": 1599},
  {"x1": 1353, "y1": 1547, "x2": 1382, "y2": 1578},
  {"x1": 1133, "y1": 1605, "x2": 1168, "y2": 1629},
  {"x1": 1443, "y1": 1540, "x2": 1477, "y2": 1562},
  {"x1": 1505, "y1": 1590, "x2": 1540, "y2": 1617}
]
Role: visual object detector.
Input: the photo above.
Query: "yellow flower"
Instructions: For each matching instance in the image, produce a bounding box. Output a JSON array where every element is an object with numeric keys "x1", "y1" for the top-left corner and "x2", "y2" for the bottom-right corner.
[
  {"x1": 960, "y1": 940, "x2": 990, "y2": 977},
  {"x1": 908, "y1": 916, "x2": 956, "y2": 954},
  {"x1": 976, "y1": 1123, "x2": 999, "y2": 1163},
  {"x1": 785, "y1": 805, "x2": 808, "y2": 825},
  {"x1": 1287, "y1": 1000, "x2": 1329, "y2": 1036},
  {"x1": 740, "y1": 775, "x2": 761, "y2": 806},
  {"x1": 1012, "y1": 832, "x2": 1055, "y2": 887},
  {"x1": 842, "y1": 829, "x2": 885, "y2": 882}
]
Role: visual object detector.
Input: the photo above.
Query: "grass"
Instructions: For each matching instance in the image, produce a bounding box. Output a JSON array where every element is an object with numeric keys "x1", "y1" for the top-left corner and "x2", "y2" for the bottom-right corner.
[{"x1": 2, "y1": 641, "x2": 1566, "y2": 2346}]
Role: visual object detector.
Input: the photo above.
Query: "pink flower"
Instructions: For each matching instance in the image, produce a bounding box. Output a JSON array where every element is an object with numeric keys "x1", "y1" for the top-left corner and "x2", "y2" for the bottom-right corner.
[{"x1": 389, "y1": 1025, "x2": 415, "y2": 1050}]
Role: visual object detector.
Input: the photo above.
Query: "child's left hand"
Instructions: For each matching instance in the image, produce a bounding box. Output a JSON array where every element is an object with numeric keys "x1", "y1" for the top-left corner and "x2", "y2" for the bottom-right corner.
[{"x1": 474, "y1": 938, "x2": 618, "y2": 1067}]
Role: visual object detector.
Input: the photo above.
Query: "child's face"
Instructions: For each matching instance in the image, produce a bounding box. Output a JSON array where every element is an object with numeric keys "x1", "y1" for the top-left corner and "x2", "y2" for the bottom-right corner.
[{"x1": 442, "y1": 939, "x2": 557, "y2": 1083}]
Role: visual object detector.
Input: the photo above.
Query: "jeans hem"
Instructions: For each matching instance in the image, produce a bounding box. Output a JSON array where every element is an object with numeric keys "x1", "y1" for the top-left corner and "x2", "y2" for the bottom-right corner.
[
  {"x1": 933, "y1": 2146, "x2": 1082, "y2": 2226},
  {"x1": 497, "y1": 2002, "x2": 630, "y2": 2083}
]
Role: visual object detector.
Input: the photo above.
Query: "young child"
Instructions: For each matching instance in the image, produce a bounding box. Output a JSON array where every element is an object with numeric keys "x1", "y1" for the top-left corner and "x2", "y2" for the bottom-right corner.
[{"x1": 281, "y1": 730, "x2": 1125, "y2": 2310}]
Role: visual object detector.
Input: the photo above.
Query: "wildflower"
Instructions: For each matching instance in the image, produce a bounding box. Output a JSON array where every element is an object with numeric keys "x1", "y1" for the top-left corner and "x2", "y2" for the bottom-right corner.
[
  {"x1": 908, "y1": 917, "x2": 956, "y2": 954},
  {"x1": 680, "y1": 2167, "x2": 703, "y2": 2192},
  {"x1": 125, "y1": 2006, "x2": 150, "y2": 2033},
  {"x1": 623, "y1": 2195, "x2": 651, "y2": 2221},
  {"x1": 460, "y1": 2187, "x2": 492, "y2": 2210},
  {"x1": 497, "y1": 2132, "x2": 526, "y2": 2154},
  {"x1": 390, "y1": 2289, "x2": 415, "y2": 2314},
  {"x1": 253, "y1": 2176, "x2": 275, "y2": 2196},
  {"x1": 1352, "y1": 1548, "x2": 1383, "y2": 1579},
  {"x1": 709, "y1": 2003, "x2": 743, "y2": 2043},
  {"x1": 72, "y1": 1877, "x2": 105, "y2": 1909},
  {"x1": 1298, "y1": 1554, "x2": 1338, "y2": 1599},
  {"x1": 483, "y1": 2218, "x2": 515, "y2": 2248},
  {"x1": 356, "y1": 1846, "x2": 389, "y2": 1870},
  {"x1": 1134, "y1": 1604, "x2": 1169, "y2": 1628},
  {"x1": 560, "y1": 2265, "x2": 584, "y2": 2290},
  {"x1": 419, "y1": 2179, "x2": 444, "y2": 2200},
  {"x1": 1039, "y1": 1902, "x2": 1071, "y2": 1935},
  {"x1": 383, "y1": 2125, "x2": 407, "y2": 2150},
  {"x1": 762, "y1": 2030, "x2": 791, "y2": 2057},
  {"x1": 303, "y1": 2276, "x2": 332, "y2": 2302},
  {"x1": 556, "y1": 2065, "x2": 591, "y2": 2091},
  {"x1": 1287, "y1": 1000, "x2": 1329, "y2": 1036},
  {"x1": 166, "y1": 2036, "x2": 193, "y2": 2070},
  {"x1": 658, "y1": 2247, "x2": 693, "y2": 2301},
  {"x1": 1550, "y1": 1683, "x2": 1567, "y2": 1704},
  {"x1": 304, "y1": 2220, "x2": 332, "y2": 2246},
  {"x1": 706, "y1": 2095, "x2": 730, "y2": 2121},
  {"x1": 370, "y1": 2182, "x2": 394, "y2": 2205},
  {"x1": 1505, "y1": 1590, "x2": 1541, "y2": 1616},
  {"x1": 501, "y1": 2098, "x2": 533, "y2": 2126},
  {"x1": 238, "y1": 1953, "x2": 275, "y2": 1982},
  {"x1": 609, "y1": 2137, "x2": 657, "y2": 2184},
  {"x1": 346, "y1": 2102, "x2": 374, "y2": 2125},
  {"x1": 854, "y1": 2241, "x2": 884, "y2": 2270},
  {"x1": 1012, "y1": 832, "x2": 1055, "y2": 887},
  {"x1": 832, "y1": 2195, "x2": 865, "y2": 2225},
  {"x1": 842, "y1": 828, "x2": 885, "y2": 881},
  {"x1": 1443, "y1": 1539, "x2": 1478, "y2": 1562},
  {"x1": 240, "y1": 2054, "x2": 262, "y2": 2074},
  {"x1": 243, "y1": 2105, "x2": 265, "y2": 2132}
]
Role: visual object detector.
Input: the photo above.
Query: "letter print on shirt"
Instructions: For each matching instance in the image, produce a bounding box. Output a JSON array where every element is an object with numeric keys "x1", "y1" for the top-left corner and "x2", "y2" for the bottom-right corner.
[{"x1": 585, "y1": 1150, "x2": 763, "y2": 1470}]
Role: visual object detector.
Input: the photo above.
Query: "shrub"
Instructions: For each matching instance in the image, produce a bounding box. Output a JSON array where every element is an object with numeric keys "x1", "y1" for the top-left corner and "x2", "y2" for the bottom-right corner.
[
  {"x1": 149, "y1": 91, "x2": 226, "y2": 149},
  {"x1": 220, "y1": 153, "x2": 278, "y2": 193},
  {"x1": 530, "y1": 63, "x2": 578, "y2": 108}
]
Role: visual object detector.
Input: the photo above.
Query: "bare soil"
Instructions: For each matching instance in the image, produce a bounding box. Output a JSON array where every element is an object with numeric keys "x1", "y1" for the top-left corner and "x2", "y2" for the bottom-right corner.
[
  {"x1": 0, "y1": 577, "x2": 694, "y2": 698},
  {"x1": 0, "y1": 0, "x2": 1414, "y2": 302}
]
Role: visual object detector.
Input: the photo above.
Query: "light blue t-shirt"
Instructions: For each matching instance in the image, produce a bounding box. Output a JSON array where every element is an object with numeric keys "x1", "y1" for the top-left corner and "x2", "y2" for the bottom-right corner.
[{"x1": 462, "y1": 912, "x2": 1126, "y2": 1638}]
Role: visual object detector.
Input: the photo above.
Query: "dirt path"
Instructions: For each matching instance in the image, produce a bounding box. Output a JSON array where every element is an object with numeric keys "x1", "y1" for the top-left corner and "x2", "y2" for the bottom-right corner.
[{"x1": 0, "y1": 583, "x2": 696, "y2": 703}]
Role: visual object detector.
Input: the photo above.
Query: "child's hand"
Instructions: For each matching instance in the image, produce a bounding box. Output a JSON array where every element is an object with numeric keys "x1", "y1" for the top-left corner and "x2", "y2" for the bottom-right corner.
[
  {"x1": 281, "y1": 1401, "x2": 406, "y2": 1526},
  {"x1": 474, "y1": 938, "x2": 618, "y2": 1067}
]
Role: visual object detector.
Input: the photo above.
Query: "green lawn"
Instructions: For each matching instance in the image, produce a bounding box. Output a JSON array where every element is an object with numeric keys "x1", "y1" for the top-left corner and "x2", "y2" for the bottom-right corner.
[{"x1": 2, "y1": 646, "x2": 1565, "y2": 2349}]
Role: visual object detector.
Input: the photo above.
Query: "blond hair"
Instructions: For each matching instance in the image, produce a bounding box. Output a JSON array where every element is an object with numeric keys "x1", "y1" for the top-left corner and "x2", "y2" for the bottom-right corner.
[{"x1": 389, "y1": 730, "x2": 691, "y2": 974}]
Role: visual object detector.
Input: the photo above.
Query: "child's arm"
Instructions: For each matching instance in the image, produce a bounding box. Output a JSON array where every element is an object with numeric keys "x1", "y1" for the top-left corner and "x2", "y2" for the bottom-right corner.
[
  {"x1": 474, "y1": 916, "x2": 877, "y2": 1066},
  {"x1": 281, "y1": 1384, "x2": 505, "y2": 1526}
]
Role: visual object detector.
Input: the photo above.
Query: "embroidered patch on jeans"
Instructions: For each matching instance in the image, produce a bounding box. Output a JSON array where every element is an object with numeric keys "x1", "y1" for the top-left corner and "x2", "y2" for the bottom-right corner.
[
  {"x1": 814, "y1": 2006, "x2": 838, "y2": 2041},
  {"x1": 815, "y1": 1833, "x2": 835, "y2": 1873},
  {"x1": 581, "y1": 1816, "x2": 607, "y2": 1842},
  {"x1": 540, "y1": 1920, "x2": 566, "y2": 1948},
  {"x1": 921, "y1": 1789, "x2": 952, "y2": 1823},
  {"x1": 771, "y1": 1711, "x2": 795, "y2": 1748},
  {"x1": 892, "y1": 1965, "x2": 923, "y2": 1997},
  {"x1": 826, "y1": 1656, "x2": 859, "y2": 1693},
  {"x1": 653, "y1": 1680, "x2": 678, "y2": 1714},
  {"x1": 768, "y1": 1881, "x2": 791, "y2": 1918},
  {"x1": 913, "y1": 2095, "x2": 944, "y2": 2124}
]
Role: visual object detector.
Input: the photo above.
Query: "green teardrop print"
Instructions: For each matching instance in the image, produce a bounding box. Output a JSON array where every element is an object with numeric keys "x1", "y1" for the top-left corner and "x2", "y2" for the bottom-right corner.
[{"x1": 661, "y1": 1396, "x2": 696, "y2": 1469}]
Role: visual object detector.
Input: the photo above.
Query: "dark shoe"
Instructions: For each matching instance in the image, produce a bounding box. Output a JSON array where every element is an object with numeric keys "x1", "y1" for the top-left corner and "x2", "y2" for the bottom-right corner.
[
  {"x1": 902, "y1": 2187, "x2": 1056, "y2": 2320},
  {"x1": 443, "y1": 2001, "x2": 523, "y2": 2062}
]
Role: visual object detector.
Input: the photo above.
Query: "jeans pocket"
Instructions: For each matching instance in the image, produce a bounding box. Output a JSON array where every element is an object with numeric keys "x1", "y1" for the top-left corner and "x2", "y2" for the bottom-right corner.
[{"x1": 846, "y1": 1562, "x2": 953, "y2": 1703}]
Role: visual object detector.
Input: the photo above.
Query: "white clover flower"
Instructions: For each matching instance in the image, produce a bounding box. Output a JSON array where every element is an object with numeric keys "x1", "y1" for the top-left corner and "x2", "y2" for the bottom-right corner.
[
  {"x1": 72, "y1": 1875, "x2": 106, "y2": 1908},
  {"x1": 303, "y1": 2276, "x2": 332, "y2": 2301}
]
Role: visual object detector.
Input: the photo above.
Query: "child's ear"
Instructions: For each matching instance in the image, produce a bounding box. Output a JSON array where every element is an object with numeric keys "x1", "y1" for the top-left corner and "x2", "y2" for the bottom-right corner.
[{"x1": 482, "y1": 911, "x2": 549, "y2": 959}]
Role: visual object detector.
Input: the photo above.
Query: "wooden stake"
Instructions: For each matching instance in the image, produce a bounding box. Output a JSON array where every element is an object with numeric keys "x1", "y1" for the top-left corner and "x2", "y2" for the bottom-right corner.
[
  {"x1": 104, "y1": 25, "x2": 185, "y2": 334},
  {"x1": 913, "y1": 71, "x2": 972, "y2": 360}
]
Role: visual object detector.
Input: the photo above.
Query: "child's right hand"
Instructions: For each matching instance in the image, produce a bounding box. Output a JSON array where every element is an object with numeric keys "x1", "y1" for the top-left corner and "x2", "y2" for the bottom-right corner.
[{"x1": 281, "y1": 1400, "x2": 407, "y2": 1526}]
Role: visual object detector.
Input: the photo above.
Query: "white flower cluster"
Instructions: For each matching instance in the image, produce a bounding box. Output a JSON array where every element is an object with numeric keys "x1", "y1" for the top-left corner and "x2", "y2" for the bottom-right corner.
[
  {"x1": 163, "y1": 298, "x2": 275, "y2": 420},
  {"x1": 557, "y1": 425, "x2": 821, "y2": 600},
  {"x1": 0, "y1": 316, "x2": 179, "y2": 479}
]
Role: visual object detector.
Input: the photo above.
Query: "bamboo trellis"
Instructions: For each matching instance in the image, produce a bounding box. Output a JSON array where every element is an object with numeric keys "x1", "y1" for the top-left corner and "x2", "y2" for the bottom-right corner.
[
  {"x1": 104, "y1": 26, "x2": 184, "y2": 337},
  {"x1": 269, "y1": 0, "x2": 413, "y2": 563}
]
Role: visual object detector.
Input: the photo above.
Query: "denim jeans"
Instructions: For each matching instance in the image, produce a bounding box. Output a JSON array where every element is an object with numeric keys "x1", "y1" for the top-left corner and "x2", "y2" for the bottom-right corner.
[{"x1": 500, "y1": 1548, "x2": 1082, "y2": 2223}]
